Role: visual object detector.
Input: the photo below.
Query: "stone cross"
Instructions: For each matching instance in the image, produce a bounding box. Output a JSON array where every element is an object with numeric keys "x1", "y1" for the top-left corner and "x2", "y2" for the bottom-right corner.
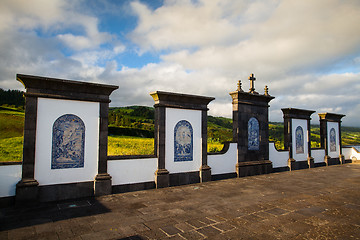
[{"x1": 249, "y1": 73, "x2": 257, "y2": 94}]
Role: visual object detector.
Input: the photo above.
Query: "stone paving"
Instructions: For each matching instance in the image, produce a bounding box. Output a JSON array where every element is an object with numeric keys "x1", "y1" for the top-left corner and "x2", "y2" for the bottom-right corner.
[{"x1": 1, "y1": 164, "x2": 360, "y2": 239}]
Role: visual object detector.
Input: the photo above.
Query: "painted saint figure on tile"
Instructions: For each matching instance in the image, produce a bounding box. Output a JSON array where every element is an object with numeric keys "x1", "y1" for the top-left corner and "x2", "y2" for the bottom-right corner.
[
  {"x1": 52, "y1": 114, "x2": 85, "y2": 169},
  {"x1": 330, "y1": 128, "x2": 336, "y2": 152},
  {"x1": 174, "y1": 120, "x2": 193, "y2": 162},
  {"x1": 248, "y1": 117, "x2": 259, "y2": 150},
  {"x1": 295, "y1": 126, "x2": 304, "y2": 154}
]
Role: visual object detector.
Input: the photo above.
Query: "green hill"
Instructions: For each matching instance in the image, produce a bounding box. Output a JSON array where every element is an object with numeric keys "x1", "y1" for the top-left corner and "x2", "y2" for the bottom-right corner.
[{"x1": 1, "y1": 103, "x2": 360, "y2": 162}]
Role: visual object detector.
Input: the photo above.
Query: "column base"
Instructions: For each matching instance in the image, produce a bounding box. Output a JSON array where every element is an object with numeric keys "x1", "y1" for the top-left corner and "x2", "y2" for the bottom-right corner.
[
  {"x1": 288, "y1": 158, "x2": 296, "y2": 171},
  {"x1": 94, "y1": 173, "x2": 112, "y2": 196},
  {"x1": 155, "y1": 169, "x2": 169, "y2": 188},
  {"x1": 16, "y1": 178, "x2": 39, "y2": 204},
  {"x1": 236, "y1": 160, "x2": 272, "y2": 177},
  {"x1": 339, "y1": 154, "x2": 345, "y2": 164},
  {"x1": 324, "y1": 155, "x2": 331, "y2": 166},
  {"x1": 199, "y1": 165, "x2": 211, "y2": 182},
  {"x1": 307, "y1": 157, "x2": 314, "y2": 168}
]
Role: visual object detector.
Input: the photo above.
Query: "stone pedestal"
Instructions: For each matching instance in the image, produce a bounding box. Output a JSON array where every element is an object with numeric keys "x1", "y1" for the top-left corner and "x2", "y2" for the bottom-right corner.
[
  {"x1": 15, "y1": 178, "x2": 39, "y2": 204},
  {"x1": 94, "y1": 173, "x2": 112, "y2": 196},
  {"x1": 200, "y1": 165, "x2": 211, "y2": 182},
  {"x1": 307, "y1": 156, "x2": 314, "y2": 168},
  {"x1": 155, "y1": 169, "x2": 170, "y2": 188},
  {"x1": 339, "y1": 154, "x2": 345, "y2": 164}
]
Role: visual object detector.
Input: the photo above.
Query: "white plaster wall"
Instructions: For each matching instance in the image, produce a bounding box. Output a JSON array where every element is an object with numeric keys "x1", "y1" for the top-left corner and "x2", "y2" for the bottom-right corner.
[
  {"x1": 327, "y1": 122, "x2": 340, "y2": 158},
  {"x1": 292, "y1": 119, "x2": 308, "y2": 161},
  {"x1": 311, "y1": 149, "x2": 326, "y2": 163},
  {"x1": 108, "y1": 158, "x2": 157, "y2": 185},
  {"x1": 341, "y1": 147, "x2": 352, "y2": 160},
  {"x1": 346, "y1": 146, "x2": 360, "y2": 160},
  {"x1": 165, "y1": 108, "x2": 202, "y2": 173},
  {"x1": 269, "y1": 143, "x2": 289, "y2": 168},
  {"x1": 0, "y1": 165, "x2": 22, "y2": 197},
  {"x1": 208, "y1": 143, "x2": 237, "y2": 175},
  {"x1": 35, "y1": 98, "x2": 99, "y2": 186}
]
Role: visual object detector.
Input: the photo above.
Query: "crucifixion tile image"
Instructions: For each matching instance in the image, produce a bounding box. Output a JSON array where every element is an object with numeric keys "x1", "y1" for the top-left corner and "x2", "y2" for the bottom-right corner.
[
  {"x1": 248, "y1": 117, "x2": 259, "y2": 150},
  {"x1": 330, "y1": 128, "x2": 336, "y2": 152},
  {"x1": 174, "y1": 120, "x2": 193, "y2": 162},
  {"x1": 296, "y1": 126, "x2": 304, "y2": 154},
  {"x1": 52, "y1": 114, "x2": 85, "y2": 169}
]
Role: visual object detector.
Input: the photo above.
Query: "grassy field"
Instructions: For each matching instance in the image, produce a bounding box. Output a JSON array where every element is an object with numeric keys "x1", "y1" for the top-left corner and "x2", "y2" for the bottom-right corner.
[
  {"x1": 0, "y1": 106, "x2": 24, "y2": 162},
  {"x1": 1, "y1": 105, "x2": 360, "y2": 162},
  {"x1": 107, "y1": 136, "x2": 224, "y2": 156}
]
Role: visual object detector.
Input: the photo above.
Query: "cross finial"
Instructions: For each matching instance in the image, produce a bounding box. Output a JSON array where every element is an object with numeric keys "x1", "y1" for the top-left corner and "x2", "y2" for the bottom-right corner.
[
  {"x1": 264, "y1": 85, "x2": 269, "y2": 96},
  {"x1": 237, "y1": 80, "x2": 243, "y2": 92},
  {"x1": 248, "y1": 73, "x2": 258, "y2": 94}
]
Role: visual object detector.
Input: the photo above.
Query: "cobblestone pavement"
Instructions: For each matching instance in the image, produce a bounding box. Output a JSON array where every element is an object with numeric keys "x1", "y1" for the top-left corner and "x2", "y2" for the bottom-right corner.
[{"x1": 1, "y1": 164, "x2": 360, "y2": 239}]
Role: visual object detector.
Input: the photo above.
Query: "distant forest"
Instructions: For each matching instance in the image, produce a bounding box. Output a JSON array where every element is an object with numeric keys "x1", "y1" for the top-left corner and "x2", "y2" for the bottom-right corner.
[{"x1": 0, "y1": 88, "x2": 24, "y2": 107}]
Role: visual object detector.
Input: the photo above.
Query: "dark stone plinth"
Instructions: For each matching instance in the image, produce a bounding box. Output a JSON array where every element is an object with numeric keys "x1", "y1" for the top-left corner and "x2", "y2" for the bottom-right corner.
[
  {"x1": 39, "y1": 181, "x2": 94, "y2": 202},
  {"x1": 211, "y1": 172, "x2": 237, "y2": 181},
  {"x1": 0, "y1": 196, "x2": 15, "y2": 208},
  {"x1": 325, "y1": 157, "x2": 341, "y2": 166},
  {"x1": 236, "y1": 160, "x2": 272, "y2": 177},
  {"x1": 112, "y1": 182, "x2": 155, "y2": 194},
  {"x1": 94, "y1": 173, "x2": 112, "y2": 196},
  {"x1": 169, "y1": 171, "x2": 200, "y2": 186},
  {"x1": 200, "y1": 165, "x2": 211, "y2": 182},
  {"x1": 288, "y1": 159, "x2": 310, "y2": 171},
  {"x1": 15, "y1": 178, "x2": 39, "y2": 204},
  {"x1": 155, "y1": 169, "x2": 169, "y2": 188}
]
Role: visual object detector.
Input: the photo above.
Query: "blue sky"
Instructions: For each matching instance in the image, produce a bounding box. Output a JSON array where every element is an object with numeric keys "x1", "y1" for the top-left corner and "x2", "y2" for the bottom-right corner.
[{"x1": 1, "y1": 0, "x2": 360, "y2": 126}]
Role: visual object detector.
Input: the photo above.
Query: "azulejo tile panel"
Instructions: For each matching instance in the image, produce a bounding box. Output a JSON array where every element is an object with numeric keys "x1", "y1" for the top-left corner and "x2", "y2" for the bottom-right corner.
[
  {"x1": 248, "y1": 117, "x2": 259, "y2": 150},
  {"x1": 330, "y1": 128, "x2": 336, "y2": 152},
  {"x1": 174, "y1": 120, "x2": 193, "y2": 162},
  {"x1": 51, "y1": 114, "x2": 85, "y2": 169},
  {"x1": 295, "y1": 126, "x2": 304, "y2": 154}
]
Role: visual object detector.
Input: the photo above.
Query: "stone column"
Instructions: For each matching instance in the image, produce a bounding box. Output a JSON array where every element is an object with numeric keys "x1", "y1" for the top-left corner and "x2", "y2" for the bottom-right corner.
[
  {"x1": 151, "y1": 91, "x2": 214, "y2": 188},
  {"x1": 229, "y1": 74, "x2": 274, "y2": 178},
  {"x1": 15, "y1": 95, "x2": 39, "y2": 203},
  {"x1": 282, "y1": 108, "x2": 315, "y2": 171},
  {"x1": 94, "y1": 102, "x2": 112, "y2": 196},
  {"x1": 318, "y1": 113, "x2": 345, "y2": 165}
]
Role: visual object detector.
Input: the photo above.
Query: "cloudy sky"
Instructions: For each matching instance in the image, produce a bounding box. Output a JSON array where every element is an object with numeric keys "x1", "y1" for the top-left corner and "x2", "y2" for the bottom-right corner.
[{"x1": 1, "y1": 0, "x2": 360, "y2": 126}]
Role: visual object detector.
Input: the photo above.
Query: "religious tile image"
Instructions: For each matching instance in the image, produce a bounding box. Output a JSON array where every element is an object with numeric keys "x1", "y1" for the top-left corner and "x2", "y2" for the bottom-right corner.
[
  {"x1": 295, "y1": 126, "x2": 304, "y2": 154},
  {"x1": 330, "y1": 128, "x2": 336, "y2": 152},
  {"x1": 248, "y1": 117, "x2": 259, "y2": 150},
  {"x1": 174, "y1": 120, "x2": 193, "y2": 162},
  {"x1": 52, "y1": 114, "x2": 85, "y2": 169}
]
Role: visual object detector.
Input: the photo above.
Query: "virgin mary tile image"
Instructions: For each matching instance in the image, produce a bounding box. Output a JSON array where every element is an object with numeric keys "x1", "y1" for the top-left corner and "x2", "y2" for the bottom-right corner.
[
  {"x1": 52, "y1": 114, "x2": 85, "y2": 169},
  {"x1": 174, "y1": 120, "x2": 193, "y2": 162},
  {"x1": 330, "y1": 128, "x2": 336, "y2": 152},
  {"x1": 295, "y1": 126, "x2": 304, "y2": 154},
  {"x1": 248, "y1": 117, "x2": 259, "y2": 150}
]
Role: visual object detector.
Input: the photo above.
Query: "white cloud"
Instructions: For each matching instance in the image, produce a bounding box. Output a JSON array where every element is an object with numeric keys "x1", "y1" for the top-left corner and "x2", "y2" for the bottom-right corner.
[{"x1": 0, "y1": 0, "x2": 360, "y2": 128}]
